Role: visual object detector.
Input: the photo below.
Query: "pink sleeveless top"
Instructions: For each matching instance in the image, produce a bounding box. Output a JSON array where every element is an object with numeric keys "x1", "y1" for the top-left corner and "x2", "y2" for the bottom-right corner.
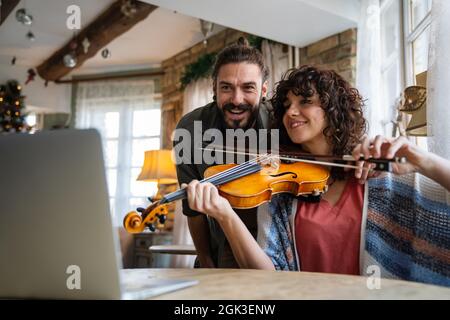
[{"x1": 295, "y1": 178, "x2": 364, "y2": 275}]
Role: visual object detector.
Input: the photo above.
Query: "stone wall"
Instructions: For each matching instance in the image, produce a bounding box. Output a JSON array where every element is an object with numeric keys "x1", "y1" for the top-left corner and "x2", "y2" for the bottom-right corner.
[{"x1": 299, "y1": 28, "x2": 357, "y2": 85}]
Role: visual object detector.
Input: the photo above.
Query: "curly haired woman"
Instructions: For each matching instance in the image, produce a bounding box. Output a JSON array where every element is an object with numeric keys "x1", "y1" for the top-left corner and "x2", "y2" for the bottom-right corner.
[{"x1": 183, "y1": 65, "x2": 450, "y2": 286}]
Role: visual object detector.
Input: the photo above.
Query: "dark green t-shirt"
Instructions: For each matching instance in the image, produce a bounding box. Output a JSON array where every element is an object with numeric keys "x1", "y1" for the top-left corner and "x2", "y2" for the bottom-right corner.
[{"x1": 173, "y1": 101, "x2": 273, "y2": 267}]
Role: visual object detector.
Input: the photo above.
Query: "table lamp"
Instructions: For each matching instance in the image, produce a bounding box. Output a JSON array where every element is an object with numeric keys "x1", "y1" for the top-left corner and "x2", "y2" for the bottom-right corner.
[{"x1": 137, "y1": 149, "x2": 177, "y2": 200}]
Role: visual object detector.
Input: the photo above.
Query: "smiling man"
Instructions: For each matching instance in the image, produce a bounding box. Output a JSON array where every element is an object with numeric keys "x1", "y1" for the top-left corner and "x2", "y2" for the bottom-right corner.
[
  {"x1": 215, "y1": 61, "x2": 265, "y2": 130},
  {"x1": 173, "y1": 37, "x2": 272, "y2": 268}
]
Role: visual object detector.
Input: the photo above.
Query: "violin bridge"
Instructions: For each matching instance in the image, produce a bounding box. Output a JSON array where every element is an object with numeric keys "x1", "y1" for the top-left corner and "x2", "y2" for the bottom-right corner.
[
  {"x1": 269, "y1": 158, "x2": 280, "y2": 171},
  {"x1": 261, "y1": 157, "x2": 280, "y2": 175}
]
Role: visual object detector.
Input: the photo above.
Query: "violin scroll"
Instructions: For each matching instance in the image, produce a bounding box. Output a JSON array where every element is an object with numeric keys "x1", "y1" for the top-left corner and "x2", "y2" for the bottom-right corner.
[
  {"x1": 123, "y1": 202, "x2": 169, "y2": 233},
  {"x1": 123, "y1": 211, "x2": 145, "y2": 233}
]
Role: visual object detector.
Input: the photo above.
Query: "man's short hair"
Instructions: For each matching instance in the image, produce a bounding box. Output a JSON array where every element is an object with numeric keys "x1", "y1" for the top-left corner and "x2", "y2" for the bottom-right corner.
[{"x1": 212, "y1": 37, "x2": 269, "y2": 88}]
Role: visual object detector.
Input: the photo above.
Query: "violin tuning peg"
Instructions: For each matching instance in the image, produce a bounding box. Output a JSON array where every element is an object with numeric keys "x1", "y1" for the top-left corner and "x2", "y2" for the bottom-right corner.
[
  {"x1": 136, "y1": 207, "x2": 145, "y2": 213},
  {"x1": 147, "y1": 197, "x2": 154, "y2": 203},
  {"x1": 158, "y1": 215, "x2": 167, "y2": 224}
]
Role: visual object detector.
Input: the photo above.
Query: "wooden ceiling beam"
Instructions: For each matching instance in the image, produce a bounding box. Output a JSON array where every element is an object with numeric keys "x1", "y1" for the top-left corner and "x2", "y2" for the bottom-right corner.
[
  {"x1": 0, "y1": 0, "x2": 20, "y2": 27},
  {"x1": 36, "y1": 1, "x2": 157, "y2": 81},
  {"x1": 54, "y1": 70, "x2": 164, "y2": 84}
]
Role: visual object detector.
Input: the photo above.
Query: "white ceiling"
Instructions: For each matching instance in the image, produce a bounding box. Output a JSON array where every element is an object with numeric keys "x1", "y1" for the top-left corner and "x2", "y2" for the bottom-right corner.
[
  {"x1": 143, "y1": 0, "x2": 360, "y2": 47},
  {"x1": 79, "y1": 5, "x2": 226, "y2": 74},
  {"x1": 0, "y1": 0, "x2": 360, "y2": 75},
  {"x1": 0, "y1": 0, "x2": 225, "y2": 74}
]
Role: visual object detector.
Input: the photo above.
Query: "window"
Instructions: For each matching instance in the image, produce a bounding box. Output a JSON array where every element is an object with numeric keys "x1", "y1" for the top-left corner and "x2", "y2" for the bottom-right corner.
[
  {"x1": 103, "y1": 107, "x2": 161, "y2": 226},
  {"x1": 25, "y1": 113, "x2": 38, "y2": 133},
  {"x1": 378, "y1": 0, "x2": 431, "y2": 146},
  {"x1": 404, "y1": 0, "x2": 432, "y2": 85},
  {"x1": 380, "y1": 0, "x2": 403, "y2": 137},
  {"x1": 410, "y1": 0, "x2": 432, "y2": 31},
  {"x1": 403, "y1": 0, "x2": 432, "y2": 148},
  {"x1": 75, "y1": 79, "x2": 161, "y2": 226}
]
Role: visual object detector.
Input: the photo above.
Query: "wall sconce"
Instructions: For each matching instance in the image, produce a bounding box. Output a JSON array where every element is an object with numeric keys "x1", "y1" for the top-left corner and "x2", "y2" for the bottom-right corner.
[
  {"x1": 199, "y1": 19, "x2": 214, "y2": 45},
  {"x1": 400, "y1": 71, "x2": 427, "y2": 136}
]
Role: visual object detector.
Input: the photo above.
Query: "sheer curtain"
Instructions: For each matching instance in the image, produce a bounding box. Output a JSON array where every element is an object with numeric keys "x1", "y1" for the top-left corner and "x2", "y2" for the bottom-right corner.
[
  {"x1": 356, "y1": 0, "x2": 383, "y2": 137},
  {"x1": 170, "y1": 78, "x2": 212, "y2": 268},
  {"x1": 428, "y1": 0, "x2": 450, "y2": 160},
  {"x1": 428, "y1": 0, "x2": 450, "y2": 203},
  {"x1": 75, "y1": 79, "x2": 159, "y2": 226}
]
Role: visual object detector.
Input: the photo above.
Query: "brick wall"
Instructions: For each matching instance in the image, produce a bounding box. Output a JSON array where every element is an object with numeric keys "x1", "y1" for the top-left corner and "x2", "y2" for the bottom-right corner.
[{"x1": 299, "y1": 28, "x2": 357, "y2": 85}]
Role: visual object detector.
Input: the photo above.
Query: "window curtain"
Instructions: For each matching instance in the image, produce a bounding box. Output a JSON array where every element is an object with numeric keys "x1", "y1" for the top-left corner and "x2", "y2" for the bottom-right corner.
[
  {"x1": 356, "y1": 0, "x2": 384, "y2": 137},
  {"x1": 428, "y1": 0, "x2": 450, "y2": 203},
  {"x1": 428, "y1": 0, "x2": 450, "y2": 160},
  {"x1": 75, "y1": 79, "x2": 157, "y2": 226},
  {"x1": 170, "y1": 77, "x2": 212, "y2": 268},
  {"x1": 261, "y1": 39, "x2": 290, "y2": 97}
]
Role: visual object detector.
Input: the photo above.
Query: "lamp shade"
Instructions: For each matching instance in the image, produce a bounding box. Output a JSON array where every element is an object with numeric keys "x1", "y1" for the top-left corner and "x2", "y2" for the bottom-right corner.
[{"x1": 137, "y1": 149, "x2": 177, "y2": 184}]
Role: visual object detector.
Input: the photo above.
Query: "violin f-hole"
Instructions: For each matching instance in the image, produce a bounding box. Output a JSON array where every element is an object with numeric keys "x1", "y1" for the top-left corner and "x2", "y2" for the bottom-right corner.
[{"x1": 269, "y1": 171, "x2": 298, "y2": 178}]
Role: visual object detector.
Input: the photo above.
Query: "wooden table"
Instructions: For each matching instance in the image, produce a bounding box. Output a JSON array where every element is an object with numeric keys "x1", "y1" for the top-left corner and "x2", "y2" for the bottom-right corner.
[
  {"x1": 122, "y1": 268, "x2": 450, "y2": 300},
  {"x1": 149, "y1": 244, "x2": 197, "y2": 255}
]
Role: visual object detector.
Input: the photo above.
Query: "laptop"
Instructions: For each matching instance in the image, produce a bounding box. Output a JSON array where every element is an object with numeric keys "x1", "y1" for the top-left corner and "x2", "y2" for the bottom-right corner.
[{"x1": 0, "y1": 129, "x2": 198, "y2": 299}]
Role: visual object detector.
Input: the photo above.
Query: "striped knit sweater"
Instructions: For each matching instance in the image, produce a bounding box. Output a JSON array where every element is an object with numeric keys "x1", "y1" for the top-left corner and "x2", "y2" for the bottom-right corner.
[{"x1": 256, "y1": 173, "x2": 450, "y2": 287}]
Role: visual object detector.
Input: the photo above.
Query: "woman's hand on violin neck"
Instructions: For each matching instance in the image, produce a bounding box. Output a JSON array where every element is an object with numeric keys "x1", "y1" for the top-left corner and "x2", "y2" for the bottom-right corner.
[
  {"x1": 183, "y1": 180, "x2": 234, "y2": 222},
  {"x1": 352, "y1": 135, "x2": 428, "y2": 183}
]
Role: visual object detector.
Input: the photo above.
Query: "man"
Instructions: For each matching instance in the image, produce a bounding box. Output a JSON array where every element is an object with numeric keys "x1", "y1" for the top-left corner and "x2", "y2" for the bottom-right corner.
[{"x1": 173, "y1": 37, "x2": 272, "y2": 268}]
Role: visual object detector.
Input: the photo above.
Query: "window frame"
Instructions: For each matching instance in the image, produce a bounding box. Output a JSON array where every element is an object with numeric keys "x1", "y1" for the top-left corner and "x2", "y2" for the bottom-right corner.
[
  {"x1": 110, "y1": 94, "x2": 162, "y2": 226},
  {"x1": 402, "y1": 0, "x2": 432, "y2": 86},
  {"x1": 377, "y1": 0, "x2": 406, "y2": 137}
]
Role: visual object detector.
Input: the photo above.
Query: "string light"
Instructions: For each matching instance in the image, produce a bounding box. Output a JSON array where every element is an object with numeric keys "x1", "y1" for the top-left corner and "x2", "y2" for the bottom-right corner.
[
  {"x1": 17, "y1": 86, "x2": 21, "y2": 90},
  {"x1": 15, "y1": 101, "x2": 20, "y2": 106},
  {"x1": 15, "y1": 112, "x2": 20, "y2": 116},
  {"x1": 0, "y1": 97, "x2": 3, "y2": 102}
]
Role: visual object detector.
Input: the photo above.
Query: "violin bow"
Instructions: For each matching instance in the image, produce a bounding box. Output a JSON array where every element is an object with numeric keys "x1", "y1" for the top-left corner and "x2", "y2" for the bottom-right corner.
[{"x1": 199, "y1": 145, "x2": 407, "y2": 172}]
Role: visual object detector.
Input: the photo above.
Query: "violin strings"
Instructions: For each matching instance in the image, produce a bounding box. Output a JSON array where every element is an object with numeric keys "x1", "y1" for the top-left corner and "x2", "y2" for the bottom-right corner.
[
  {"x1": 201, "y1": 155, "x2": 261, "y2": 184},
  {"x1": 161, "y1": 154, "x2": 271, "y2": 203},
  {"x1": 194, "y1": 153, "x2": 266, "y2": 186},
  {"x1": 209, "y1": 153, "x2": 273, "y2": 184},
  {"x1": 162, "y1": 157, "x2": 261, "y2": 203}
]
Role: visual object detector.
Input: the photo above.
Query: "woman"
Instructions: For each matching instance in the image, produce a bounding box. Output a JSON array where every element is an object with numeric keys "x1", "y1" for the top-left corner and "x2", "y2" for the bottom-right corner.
[{"x1": 184, "y1": 66, "x2": 450, "y2": 286}]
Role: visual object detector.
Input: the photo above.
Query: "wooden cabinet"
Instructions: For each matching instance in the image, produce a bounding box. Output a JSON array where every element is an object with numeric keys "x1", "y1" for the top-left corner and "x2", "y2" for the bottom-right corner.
[{"x1": 133, "y1": 232, "x2": 173, "y2": 268}]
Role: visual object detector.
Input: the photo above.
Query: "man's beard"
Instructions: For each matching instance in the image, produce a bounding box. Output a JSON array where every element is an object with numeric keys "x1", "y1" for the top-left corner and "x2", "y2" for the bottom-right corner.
[{"x1": 220, "y1": 102, "x2": 260, "y2": 130}]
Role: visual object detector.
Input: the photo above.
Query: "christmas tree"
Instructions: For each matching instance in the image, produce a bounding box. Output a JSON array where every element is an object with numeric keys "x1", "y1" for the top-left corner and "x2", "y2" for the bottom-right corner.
[{"x1": 0, "y1": 80, "x2": 31, "y2": 133}]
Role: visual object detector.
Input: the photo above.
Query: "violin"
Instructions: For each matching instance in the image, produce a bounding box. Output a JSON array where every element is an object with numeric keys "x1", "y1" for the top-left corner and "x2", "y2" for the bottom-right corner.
[{"x1": 123, "y1": 150, "x2": 405, "y2": 233}]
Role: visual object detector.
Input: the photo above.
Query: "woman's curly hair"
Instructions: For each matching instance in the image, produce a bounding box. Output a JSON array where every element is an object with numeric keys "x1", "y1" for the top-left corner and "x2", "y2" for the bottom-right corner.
[{"x1": 271, "y1": 65, "x2": 367, "y2": 179}]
